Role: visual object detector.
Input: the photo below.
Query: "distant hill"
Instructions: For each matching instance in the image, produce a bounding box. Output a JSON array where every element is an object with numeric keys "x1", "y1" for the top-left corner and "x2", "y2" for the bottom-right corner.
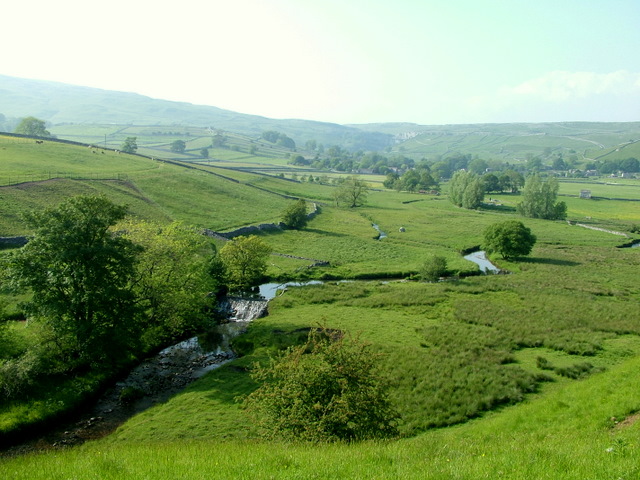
[
  {"x1": 0, "y1": 75, "x2": 392, "y2": 152},
  {"x1": 351, "y1": 121, "x2": 640, "y2": 162},
  {"x1": 2, "y1": 74, "x2": 639, "y2": 161}
]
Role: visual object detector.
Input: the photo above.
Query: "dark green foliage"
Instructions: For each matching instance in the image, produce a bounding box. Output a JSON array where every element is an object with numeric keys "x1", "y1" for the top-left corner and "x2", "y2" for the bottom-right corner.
[
  {"x1": 261, "y1": 130, "x2": 296, "y2": 150},
  {"x1": 170, "y1": 139, "x2": 186, "y2": 153},
  {"x1": 536, "y1": 356, "x2": 554, "y2": 370},
  {"x1": 121, "y1": 136, "x2": 138, "y2": 154},
  {"x1": 419, "y1": 255, "x2": 447, "y2": 282},
  {"x1": 243, "y1": 328, "x2": 399, "y2": 442},
  {"x1": 554, "y1": 362, "x2": 599, "y2": 379},
  {"x1": 389, "y1": 167, "x2": 439, "y2": 193},
  {"x1": 281, "y1": 199, "x2": 308, "y2": 230},
  {"x1": 6, "y1": 195, "x2": 141, "y2": 366},
  {"x1": 483, "y1": 220, "x2": 536, "y2": 259},
  {"x1": 517, "y1": 174, "x2": 567, "y2": 220},
  {"x1": 499, "y1": 169, "x2": 525, "y2": 193},
  {"x1": 483, "y1": 173, "x2": 501, "y2": 193},
  {"x1": 14, "y1": 116, "x2": 51, "y2": 137}
]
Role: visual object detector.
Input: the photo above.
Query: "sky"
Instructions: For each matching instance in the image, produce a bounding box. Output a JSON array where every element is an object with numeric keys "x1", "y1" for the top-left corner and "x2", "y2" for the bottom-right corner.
[{"x1": 3, "y1": 0, "x2": 640, "y2": 125}]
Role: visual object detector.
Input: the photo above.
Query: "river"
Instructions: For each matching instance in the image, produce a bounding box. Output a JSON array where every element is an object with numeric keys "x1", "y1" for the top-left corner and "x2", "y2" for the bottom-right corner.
[{"x1": 463, "y1": 250, "x2": 501, "y2": 274}]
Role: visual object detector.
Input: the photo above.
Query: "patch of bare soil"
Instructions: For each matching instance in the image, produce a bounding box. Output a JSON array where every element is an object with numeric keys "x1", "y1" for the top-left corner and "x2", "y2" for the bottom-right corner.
[{"x1": 612, "y1": 412, "x2": 640, "y2": 430}]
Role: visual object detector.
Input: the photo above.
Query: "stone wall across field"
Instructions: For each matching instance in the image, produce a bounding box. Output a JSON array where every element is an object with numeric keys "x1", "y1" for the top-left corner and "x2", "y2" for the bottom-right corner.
[{"x1": 203, "y1": 203, "x2": 319, "y2": 240}]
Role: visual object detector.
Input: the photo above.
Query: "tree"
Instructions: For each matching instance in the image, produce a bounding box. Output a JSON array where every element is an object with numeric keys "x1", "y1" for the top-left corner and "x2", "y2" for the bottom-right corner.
[
  {"x1": 517, "y1": 174, "x2": 567, "y2": 220},
  {"x1": 483, "y1": 173, "x2": 501, "y2": 193},
  {"x1": 448, "y1": 170, "x2": 484, "y2": 209},
  {"x1": 468, "y1": 158, "x2": 489, "y2": 175},
  {"x1": 419, "y1": 255, "x2": 447, "y2": 282},
  {"x1": 219, "y1": 235, "x2": 272, "y2": 289},
  {"x1": 620, "y1": 157, "x2": 639, "y2": 173},
  {"x1": 14, "y1": 116, "x2": 51, "y2": 137},
  {"x1": 243, "y1": 327, "x2": 399, "y2": 442},
  {"x1": 281, "y1": 199, "x2": 308, "y2": 230},
  {"x1": 483, "y1": 220, "x2": 536, "y2": 260},
  {"x1": 6, "y1": 196, "x2": 140, "y2": 365},
  {"x1": 200, "y1": 147, "x2": 209, "y2": 158},
  {"x1": 334, "y1": 176, "x2": 369, "y2": 208},
  {"x1": 121, "y1": 136, "x2": 138, "y2": 154},
  {"x1": 170, "y1": 139, "x2": 186, "y2": 154},
  {"x1": 499, "y1": 170, "x2": 525, "y2": 193},
  {"x1": 212, "y1": 130, "x2": 227, "y2": 147},
  {"x1": 118, "y1": 220, "x2": 217, "y2": 347}
]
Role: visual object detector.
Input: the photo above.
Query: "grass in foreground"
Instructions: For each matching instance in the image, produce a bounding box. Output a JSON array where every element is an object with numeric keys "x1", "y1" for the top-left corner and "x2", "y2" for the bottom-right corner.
[{"x1": 1, "y1": 354, "x2": 639, "y2": 479}]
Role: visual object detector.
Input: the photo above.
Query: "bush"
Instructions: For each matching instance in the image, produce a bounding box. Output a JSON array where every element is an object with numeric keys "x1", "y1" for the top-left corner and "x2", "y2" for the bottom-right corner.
[
  {"x1": 0, "y1": 350, "x2": 41, "y2": 400},
  {"x1": 419, "y1": 255, "x2": 447, "y2": 282},
  {"x1": 554, "y1": 362, "x2": 598, "y2": 379},
  {"x1": 281, "y1": 199, "x2": 308, "y2": 230},
  {"x1": 242, "y1": 327, "x2": 399, "y2": 442}
]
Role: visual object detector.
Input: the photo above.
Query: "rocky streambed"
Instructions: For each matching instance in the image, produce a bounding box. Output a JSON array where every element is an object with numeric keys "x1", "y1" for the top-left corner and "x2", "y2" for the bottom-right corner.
[{"x1": 1, "y1": 297, "x2": 268, "y2": 457}]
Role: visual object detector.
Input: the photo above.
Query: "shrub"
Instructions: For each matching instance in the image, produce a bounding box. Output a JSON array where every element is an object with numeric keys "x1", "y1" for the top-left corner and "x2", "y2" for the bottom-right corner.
[
  {"x1": 281, "y1": 199, "x2": 308, "y2": 230},
  {"x1": 242, "y1": 327, "x2": 399, "y2": 442},
  {"x1": 419, "y1": 255, "x2": 448, "y2": 282},
  {"x1": 536, "y1": 356, "x2": 554, "y2": 370},
  {"x1": 0, "y1": 350, "x2": 41, "y2": 400},
  {"x1": 554, "y1": 362, "x2": 598, "y2": 379}
]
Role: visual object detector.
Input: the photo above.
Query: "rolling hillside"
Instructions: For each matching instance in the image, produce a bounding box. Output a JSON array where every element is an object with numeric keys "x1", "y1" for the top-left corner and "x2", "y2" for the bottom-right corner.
[
  {"x1": 0, "y1": 75, "x2": 392, "y2": 152},
  {"x1": 354, "y1": 121, "x2": 640, "y2": 162}
]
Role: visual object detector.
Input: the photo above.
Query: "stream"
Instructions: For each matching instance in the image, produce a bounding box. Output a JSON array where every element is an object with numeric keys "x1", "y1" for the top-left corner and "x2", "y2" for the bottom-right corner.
[
  {"x1": 1, "y1": 296, "x2": 269, "y2": 457},
  {"x1": 463, "y1": 250, "x2": 501, "y2": 274},
  {"x1": 372, "y1": 223, "x2": 387, "y2": 239},
  {"x1": 4, "y1": 253, "x2": 502, "y2": 455}
]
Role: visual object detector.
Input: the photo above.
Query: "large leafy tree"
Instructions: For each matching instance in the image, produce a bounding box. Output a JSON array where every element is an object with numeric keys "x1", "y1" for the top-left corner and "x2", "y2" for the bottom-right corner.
[
  {"x1": 14, "y1": 116, "x2": 51, "y2": 137},
  {"x1": 517, "y1": 174, "x2": 567, "y2": 220},
  {"x1": 449, "y1": 170, "x2": 484, "y2": 209},
  {"x1": 220, "y1": 235, "x2": 272, "y2": 289},
  {"x1": 333, "y1": 176, "x2": 369, "y2": 208},
  {"x1": 118, "y1": 220, "x2": 218, "y2": 347},
  {"x1": 6, "y1": 196, "x2": 141, "y2": 365},
  {"x1": 121, "y1": 136, "x2": 138, "y2": 154},
  {"x1": 483, "y1": 220, "x2": 536, "y2": 260},
  {"x1": 243, "y1": 328, "x2": 399, "y2": 442},
  {"x1": 170, "y1": 139, "x2": 186, "y2": 154}
]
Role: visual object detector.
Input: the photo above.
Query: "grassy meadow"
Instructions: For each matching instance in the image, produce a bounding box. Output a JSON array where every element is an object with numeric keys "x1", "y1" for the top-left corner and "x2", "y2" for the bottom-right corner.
[{"x1": 0, "y1": 135, "x2": 639, "y2": 478}]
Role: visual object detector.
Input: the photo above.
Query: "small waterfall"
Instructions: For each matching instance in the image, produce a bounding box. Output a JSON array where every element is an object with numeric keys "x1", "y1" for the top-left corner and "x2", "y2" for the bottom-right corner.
[{"x1": 219, "y1": 296, "x2": 269, "y2": 322}]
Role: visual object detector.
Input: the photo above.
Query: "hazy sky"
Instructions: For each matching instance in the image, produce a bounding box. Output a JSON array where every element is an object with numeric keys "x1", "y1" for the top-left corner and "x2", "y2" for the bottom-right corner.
[{"x1": 4, "y1": 0, "x2": 640, "y2": 125}]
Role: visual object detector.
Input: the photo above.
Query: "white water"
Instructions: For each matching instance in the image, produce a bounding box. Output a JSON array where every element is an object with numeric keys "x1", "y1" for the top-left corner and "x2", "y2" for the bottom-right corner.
[{"x1": 463, "y1": 250, "x2": 501, "y2": 274}]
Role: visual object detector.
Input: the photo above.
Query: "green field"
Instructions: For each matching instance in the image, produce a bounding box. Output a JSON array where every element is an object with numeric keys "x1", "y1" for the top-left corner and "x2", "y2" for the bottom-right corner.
[{"x1": 0, "y1": 135, "x2": 639, "y2": 478}]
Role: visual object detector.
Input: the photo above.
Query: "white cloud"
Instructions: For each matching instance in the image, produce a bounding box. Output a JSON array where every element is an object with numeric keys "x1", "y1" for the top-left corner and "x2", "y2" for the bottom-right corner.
[
  {"x1": 463, "y1": 71, "x2": 640, "y2": 123},
  {"x1": 507, "y1": 70, "x2": 640, "y2": 101}
]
